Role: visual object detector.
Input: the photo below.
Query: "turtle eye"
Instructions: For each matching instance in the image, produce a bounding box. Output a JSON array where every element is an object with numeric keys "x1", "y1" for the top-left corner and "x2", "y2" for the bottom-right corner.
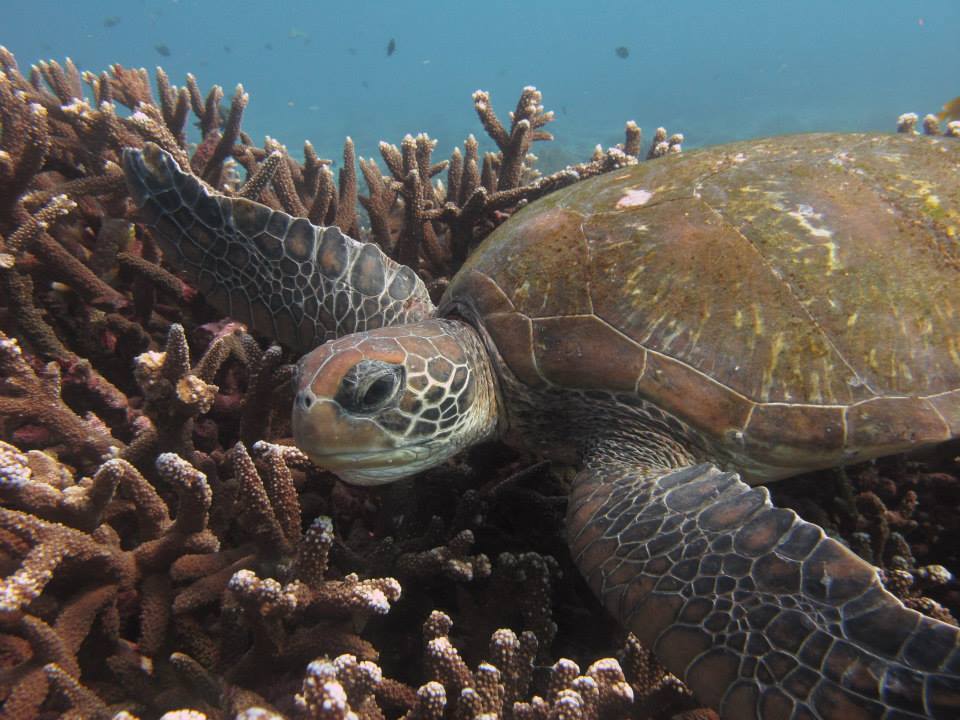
[
  {"x1": 336, "y1": 360, "x2": 404, "y2": 414},
  {"x1": 359, "y1": 371, "x2": 400, "y2": 410}
]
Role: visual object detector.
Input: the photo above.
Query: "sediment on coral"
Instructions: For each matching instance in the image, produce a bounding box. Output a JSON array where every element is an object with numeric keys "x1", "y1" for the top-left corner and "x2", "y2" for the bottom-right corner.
[{"x1": 0, "y1": 43, "x2": 957, "y2": 719}]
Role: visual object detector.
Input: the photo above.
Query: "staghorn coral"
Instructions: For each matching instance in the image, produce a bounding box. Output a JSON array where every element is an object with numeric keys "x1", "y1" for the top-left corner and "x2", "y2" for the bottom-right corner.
[
  {"x1": 0, "y1": 44, "x2": 957, "y2": 719},
  {"x1": 0, "y1": 332, "x2": 121, "y2": 464},
  {"x1": 396, "y1": 529, "x2": 491, "y2": 584},
  {"x1": 355, "y1": 87, "x2": 679, "y2": 293},
  {"x1": 390, "y1": 614, "x2": 708, "y2": 720},
  {"x1": 0, "y1": 432, "x2": 410, "y2": 717},
  {"x1": 225, "y1": 616, "x2": 710, "y2": 720},
  {"x1": 0, "y1": 451, "x2": 219, "y2": 717}
]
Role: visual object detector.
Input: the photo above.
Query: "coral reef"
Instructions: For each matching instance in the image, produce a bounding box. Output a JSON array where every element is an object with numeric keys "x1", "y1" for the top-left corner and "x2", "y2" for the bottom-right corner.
[
  {"x1": 0, "y1": 44, "x2": 957, "y2": 720},
  {"x1": 896, "y1": 110, "x2": 960, "y2": 138},
  {"x1": 0, "y1": 47, "x2": 709, "y2": 719}
]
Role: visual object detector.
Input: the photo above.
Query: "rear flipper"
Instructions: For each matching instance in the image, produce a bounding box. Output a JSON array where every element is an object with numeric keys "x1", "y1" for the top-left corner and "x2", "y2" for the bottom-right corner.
[
  {"x1": 567, "y1": 458, "x2": 960, "y2": 719},
  {"x1": 122, "y1": 143, "x2": 434, "y2": 353}
]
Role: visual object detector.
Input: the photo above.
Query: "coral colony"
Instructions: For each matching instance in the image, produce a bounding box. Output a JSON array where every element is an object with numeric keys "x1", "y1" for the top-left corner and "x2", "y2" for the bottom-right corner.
[{"x1": 0, "y1": 46, "x2": 957, "y2": 718}]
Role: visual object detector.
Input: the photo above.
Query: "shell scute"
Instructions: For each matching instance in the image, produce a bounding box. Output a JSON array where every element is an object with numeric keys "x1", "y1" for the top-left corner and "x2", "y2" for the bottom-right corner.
[
  {"x1": 583, "y1": 194, "x2": 866, "y2": 406},
  {"x1": 531, "y1": 315, "x2": 645, "y2": 391},
  {"x1": 635, "y1": 351, "x2": 752, "y2": 441},
  {"x1": 481, "y1": 312, "x2": 542, "y2": 388},
  {"x1": 551, "y1": 147, "x2": 712, "y2": 215},
  {"x1": 456, "y1": 206, "x2": 590, "y2": 318},
  {"x1": 844, "y1": 397, "x2": 950, "y2": 453},
  {"x1": 695, "y1": 134, "x2": 960, "y2": 399},
  {"x1": 742, "y1": 404, "x2": 846, "y2": 469},
  {"x1": 927, "y1": 389, "x2": 960, "y2": 436},
  {"x1": 447, "y1": 270, "x2": 514, "y2": 316}
]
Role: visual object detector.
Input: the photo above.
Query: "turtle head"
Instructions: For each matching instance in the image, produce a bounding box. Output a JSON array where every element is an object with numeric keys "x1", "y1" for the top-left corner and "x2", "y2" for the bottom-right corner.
[{"x1": 293, "y1": 319, "x2": 499, "y2": 485}]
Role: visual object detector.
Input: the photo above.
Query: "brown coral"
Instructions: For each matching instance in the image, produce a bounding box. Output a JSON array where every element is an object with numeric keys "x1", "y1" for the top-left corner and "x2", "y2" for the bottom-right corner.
[{"x1": 1, "y1": 43, "x2": 957, "y2": 720}]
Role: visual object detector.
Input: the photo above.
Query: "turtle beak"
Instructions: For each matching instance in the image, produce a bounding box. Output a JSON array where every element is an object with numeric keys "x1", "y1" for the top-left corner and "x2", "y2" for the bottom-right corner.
[
  {"x1": 292, "y1": 357, "x2": 423, "y2": 486},
  {"x1": 292, "y1": 391, "x2": 412, "y2": 485}
]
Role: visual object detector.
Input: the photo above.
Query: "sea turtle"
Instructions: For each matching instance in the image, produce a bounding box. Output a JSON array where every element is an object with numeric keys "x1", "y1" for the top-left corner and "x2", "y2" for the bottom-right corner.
[{"x1": 122, "y1": 132, "x2": 960, "y2": 719}]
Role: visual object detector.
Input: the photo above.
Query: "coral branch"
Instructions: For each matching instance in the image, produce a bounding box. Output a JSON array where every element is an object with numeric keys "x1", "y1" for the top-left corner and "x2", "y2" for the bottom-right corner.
[{"x1": 0, "y1": 332, "x2": 119, "y2": 462}]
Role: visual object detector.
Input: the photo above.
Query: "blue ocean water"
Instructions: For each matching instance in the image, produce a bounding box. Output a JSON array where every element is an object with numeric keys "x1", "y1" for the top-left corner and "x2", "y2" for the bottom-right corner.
[{"x1": 4, "y1": 0, "x2": 958, "y2": 168}]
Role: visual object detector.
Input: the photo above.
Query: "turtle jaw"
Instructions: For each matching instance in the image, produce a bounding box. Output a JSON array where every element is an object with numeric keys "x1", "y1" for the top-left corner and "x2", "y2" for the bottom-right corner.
[
  {"x1": 300, "y1": 447, "x2": 443, "y2": 486},
  {"x1": 291, "y1": 394, "x2": 480, "y2": 486},
  {"x1": 291, "y1": 397, "x2": 422, "y2": 485}
]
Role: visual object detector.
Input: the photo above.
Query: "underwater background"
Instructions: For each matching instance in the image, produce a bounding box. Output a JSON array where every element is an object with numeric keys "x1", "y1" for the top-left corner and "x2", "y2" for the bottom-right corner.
[
  {"x1": 5, "y1": 0, "x2": 959, "y2": 166},
  {"x1": 4, "y1": 2, "x2": 960, "y2": 719}
]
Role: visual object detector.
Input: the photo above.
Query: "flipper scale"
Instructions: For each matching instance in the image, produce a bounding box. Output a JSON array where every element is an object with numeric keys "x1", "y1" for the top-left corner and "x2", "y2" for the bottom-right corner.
[
  {"x1": 122, "y1": 143, "x2": 435, "y2": 351},
  {"x1": 568, "y1": 458, "x2": 960, "y2": 719}
]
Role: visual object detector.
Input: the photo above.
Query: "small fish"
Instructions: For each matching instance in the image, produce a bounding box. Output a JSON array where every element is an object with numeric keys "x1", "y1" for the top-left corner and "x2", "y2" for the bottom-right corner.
[
  {"x1": 264, "y1": 42, "x2": 273, "y2": 51},
  {"x1": 154, "y1": 44, "x2": 171, "y2": 57},
  {"x1": 223, "y1": 45, "x2": 232, "y2": 54},
  {"x1": 614, "y1": 46, "x2": 629, "y2": 59},
  {"x1": 387, "y1": 38, "x2": 396, "y2": 56},
  {"x1": 348, "y1": 47, "x2": 358, "y2": 55},
  {"x1": 937, "y1": 95, "x2": 960, "y2": 122},
  {"x1": 103, "y1": 16, "x2": 121, "y2": 28}
]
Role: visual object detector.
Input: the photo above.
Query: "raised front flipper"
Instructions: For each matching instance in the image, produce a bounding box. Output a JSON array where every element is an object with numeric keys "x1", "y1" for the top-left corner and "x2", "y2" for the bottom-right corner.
[
  {"x1": 122, "y1": 143, "x2": 435, "y2": 353},
  {"x1": 567, "y1": 459, "x2": 960, "y2": 719}
]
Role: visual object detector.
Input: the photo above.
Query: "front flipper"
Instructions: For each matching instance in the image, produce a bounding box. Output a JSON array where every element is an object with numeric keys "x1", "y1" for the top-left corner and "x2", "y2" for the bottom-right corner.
[
  {"x1": 567, "y1": 459, "x2": 960, "y2": 719},
  {"x1": 122, "y1": 143, "x2": 435, "y2": 353}
]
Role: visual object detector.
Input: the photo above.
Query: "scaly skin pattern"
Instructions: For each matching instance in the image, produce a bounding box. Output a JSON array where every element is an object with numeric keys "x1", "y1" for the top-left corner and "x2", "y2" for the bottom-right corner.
[
  {"x1": 568, "y1": 451, "x2": 960, "y2": 719},
  {"x1": 293, "y1": 319, "x2": 499, "y2": 484},
  {"x1": 122, "y1": 143, "x2": 435, "y2": 354},
  {"x1": 123, "y1": 135, "x2": 960, "y2": 719}
]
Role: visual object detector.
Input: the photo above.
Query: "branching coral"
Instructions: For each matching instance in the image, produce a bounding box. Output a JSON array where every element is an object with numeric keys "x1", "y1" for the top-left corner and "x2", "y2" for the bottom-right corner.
[
  {"x1": 0, "y1": 331, "x2": 121, "y2": 464},
  {"x1": 0, "y1": 450, "x2": 219, "y2": 717},
  {"x1": 355, "y1": 87, "x2": 678, "y2": 291},
  {"x1": 0, "y1": 43, "x2": 957, "y2": 720},
  {"x1": 0, "y1": 432, "x2": 410, "y2": 717},
  {"x1": 397, "y1": 529, "x2": 491, "y2": 583},
  {"x1": 224, "y1": 616, "x2": 707, "y2": 720}
]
